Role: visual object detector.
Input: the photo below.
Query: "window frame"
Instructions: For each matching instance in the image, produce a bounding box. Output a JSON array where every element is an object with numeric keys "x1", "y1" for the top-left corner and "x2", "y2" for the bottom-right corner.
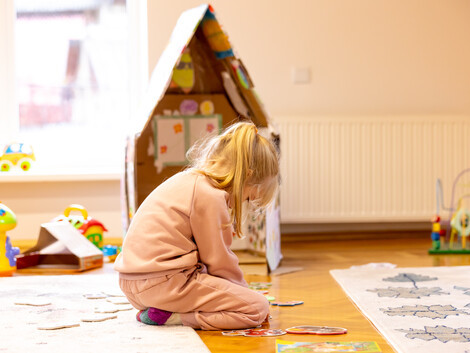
[{"x1": 0, "y1": 0, "x2": 148, "y2": 175}]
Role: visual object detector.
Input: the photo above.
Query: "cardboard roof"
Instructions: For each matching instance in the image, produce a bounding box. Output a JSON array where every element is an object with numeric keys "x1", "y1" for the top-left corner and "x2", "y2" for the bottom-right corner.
[
  {"x1": 137, "y1": 3, "x2": 270, "y2": 135},
  {"x1": 16, "y1": 222, "x2": 103, "y2": 272}
]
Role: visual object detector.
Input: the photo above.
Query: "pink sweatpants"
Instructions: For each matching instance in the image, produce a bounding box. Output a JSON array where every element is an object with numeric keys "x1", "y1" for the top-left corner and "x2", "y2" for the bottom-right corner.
[{"x1": 119, "y1": 268, "x2": 270, "y2": 330}]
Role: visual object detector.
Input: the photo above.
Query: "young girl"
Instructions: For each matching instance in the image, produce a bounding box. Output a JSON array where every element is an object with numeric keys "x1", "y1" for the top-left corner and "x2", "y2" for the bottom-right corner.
[{"x1": 114, "y1": 121, "x2": 279, "y2": 330}]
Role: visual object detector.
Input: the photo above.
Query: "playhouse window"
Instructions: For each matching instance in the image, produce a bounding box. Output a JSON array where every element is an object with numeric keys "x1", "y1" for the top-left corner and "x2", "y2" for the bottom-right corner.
[{"x1": 2, "y1": 0, "x2": 148, "y2": 174}]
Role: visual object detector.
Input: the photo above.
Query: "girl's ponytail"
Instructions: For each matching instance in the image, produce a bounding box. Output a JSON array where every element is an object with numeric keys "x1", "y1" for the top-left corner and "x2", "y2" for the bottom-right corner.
[{"x1": 187, "y1": 121, "x2": 279, "y2": 238}]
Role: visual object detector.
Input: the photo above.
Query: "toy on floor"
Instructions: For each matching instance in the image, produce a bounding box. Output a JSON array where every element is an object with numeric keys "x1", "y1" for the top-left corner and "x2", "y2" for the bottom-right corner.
[
  {"x1": 286, "y1": 326, "x2": 348, "y2": 335},
  {"x1": 270, "y1": 300, "x2": 304, "y2": 306},
  {"x1": 222, "y1": 328, "x2": 286, "y2": 337},
  {"x1": 430, "y1": 170, "x2": 470, "y2": 254},
  {"x1": 52, "y1": 204, "x2": 107, "y2": 249},
  {"x1": 102, "y1": 245, "x2": 121, "y2": 262},
  {"x1": 0, "y1": 203, "x2": 20, "y2": 276},
  {"x1": 0, "y1": 142, "x2": 35, "y2": 171}
]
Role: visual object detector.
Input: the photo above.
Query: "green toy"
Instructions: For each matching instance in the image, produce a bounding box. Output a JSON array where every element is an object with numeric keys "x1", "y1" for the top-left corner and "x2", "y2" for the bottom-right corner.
[{"x1": 0, "y1": 203, "x2": 20, "y2": 276}]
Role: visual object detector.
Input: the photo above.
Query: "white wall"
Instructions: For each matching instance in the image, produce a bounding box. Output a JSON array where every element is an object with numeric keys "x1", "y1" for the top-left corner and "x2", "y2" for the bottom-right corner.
[
  {"x1": 1, "y1": 178, "x2": 123, "y2": 240},
  {"x1": 147, "y1": 0, "x2": 470, "y2": 116}
]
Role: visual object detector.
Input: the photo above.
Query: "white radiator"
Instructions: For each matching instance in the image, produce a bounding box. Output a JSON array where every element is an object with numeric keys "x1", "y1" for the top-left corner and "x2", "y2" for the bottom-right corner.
[{"x1": 274, "y1": 116, "x2": 470, "y2": 223}]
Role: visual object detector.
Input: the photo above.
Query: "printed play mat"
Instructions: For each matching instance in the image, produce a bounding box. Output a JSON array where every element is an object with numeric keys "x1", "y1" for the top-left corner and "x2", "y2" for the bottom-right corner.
[
  {"x1": 0, "y1": 274, "x2": 210, "y2": 353},
  {"x1": 330, "y1": 266, "x2": 470, "y2": 353}
]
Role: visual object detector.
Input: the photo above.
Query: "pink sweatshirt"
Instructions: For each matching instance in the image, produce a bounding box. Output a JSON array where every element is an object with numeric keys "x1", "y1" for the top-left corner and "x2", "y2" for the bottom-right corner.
[{"x1": 114, "y1": 170, "x2": 247, "y2": 287}]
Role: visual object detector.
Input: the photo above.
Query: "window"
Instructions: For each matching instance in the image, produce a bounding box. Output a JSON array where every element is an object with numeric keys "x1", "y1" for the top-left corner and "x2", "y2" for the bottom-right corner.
[{"x1": 0, "y1": 0, "x2": 147, "y2": 174}]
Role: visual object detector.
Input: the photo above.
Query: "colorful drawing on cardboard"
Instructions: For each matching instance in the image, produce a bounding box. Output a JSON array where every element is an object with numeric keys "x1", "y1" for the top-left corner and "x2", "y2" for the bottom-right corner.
[
  {"x1": 153, "y1": 114, "x2": 222, "y2": 172},
  {"x1": 230, "y1": 59, "x2": 251, "y2": 89},
  {"x1": 201, "y1": 7, "x2": 234, "y2": 59},
  {"x1": 155, "y1": 118, "x2": 186, "y2": 170},
  {"x1": 242, "y1": 207, "x2": 266, "y2": 254},
  {"x1": 188, "y1": 117, "x2": 219, "y2": 146},
  {"x1": 170, "y1": 48, "x2": 195, "y2": 93}
]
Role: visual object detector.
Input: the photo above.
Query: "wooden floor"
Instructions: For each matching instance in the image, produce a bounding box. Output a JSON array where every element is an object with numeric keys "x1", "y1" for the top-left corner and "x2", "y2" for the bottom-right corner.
[
  {"x1": 12, "y1": 234, "x2": 470, "y2": 352},
  {"x1": 198, "y1": 234, "x2": 470, "y2": 353}
]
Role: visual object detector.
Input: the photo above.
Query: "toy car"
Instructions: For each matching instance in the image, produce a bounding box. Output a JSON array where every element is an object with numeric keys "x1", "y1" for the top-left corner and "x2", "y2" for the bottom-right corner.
[{"x1": 0, "y1": 143, "x2": 35, "y2": 171}]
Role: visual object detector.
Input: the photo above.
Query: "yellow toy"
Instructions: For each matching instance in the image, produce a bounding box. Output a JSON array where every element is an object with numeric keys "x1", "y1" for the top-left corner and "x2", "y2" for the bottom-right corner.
[
  {"x1": 0, "y1": 203, "x2": 20, "y2": 276},
  {"x1": 53, "y1": 204, "x2": 107, "y2": 249},
  {"x1": 0, "y1": 143, "x2": 35, "y2": 172},
  {"x1": 449, "y1": 197, "x2": 470, "y2": 249}
]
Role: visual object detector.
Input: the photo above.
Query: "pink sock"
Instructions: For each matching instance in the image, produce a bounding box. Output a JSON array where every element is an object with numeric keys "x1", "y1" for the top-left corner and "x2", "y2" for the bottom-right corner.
[{"x1": 137, "y1": 307, "x2": 172, "y2": 325}]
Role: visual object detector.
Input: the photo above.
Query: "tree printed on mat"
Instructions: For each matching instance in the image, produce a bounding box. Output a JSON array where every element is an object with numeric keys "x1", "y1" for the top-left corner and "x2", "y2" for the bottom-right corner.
[
  {"x1": 367, "y1": 286, "x2": 449, "y2": 299},
  {"x1": 380, "y1": 304, "x2": 470, "y2": 319},
  {"x1": 367, "y1": 273, "x2": 448, "y2": 299},
  {"x1": 398, "y1": 325, "x2": 470, "y2": 343},
  {"x1": 454, "y1": 286, "x2": 470, "y2": 296},
  {"x1": 383, "y1": 273, "x2": 437, "y2": 288}
]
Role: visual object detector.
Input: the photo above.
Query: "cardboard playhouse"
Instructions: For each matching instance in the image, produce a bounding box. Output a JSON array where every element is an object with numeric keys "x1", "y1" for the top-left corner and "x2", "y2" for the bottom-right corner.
[{"x1": 122, "y1": 4, "x2": 282, "y2": 271}]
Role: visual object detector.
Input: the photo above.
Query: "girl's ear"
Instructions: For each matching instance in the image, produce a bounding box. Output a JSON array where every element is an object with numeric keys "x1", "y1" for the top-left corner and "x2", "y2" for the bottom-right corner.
[{"x1": 246, "y1": 169, "x2": 253, "y2": 178}]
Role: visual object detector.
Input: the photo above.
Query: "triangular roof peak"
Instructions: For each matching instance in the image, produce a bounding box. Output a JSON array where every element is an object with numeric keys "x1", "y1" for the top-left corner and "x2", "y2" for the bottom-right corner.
[{"x1": 137, "y1": 3, "x2": 269, "y2": 133}]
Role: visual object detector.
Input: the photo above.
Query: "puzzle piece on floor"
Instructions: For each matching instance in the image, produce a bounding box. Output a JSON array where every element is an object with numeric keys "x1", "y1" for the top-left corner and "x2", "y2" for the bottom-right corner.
[
  {"x1": 255, "y1": 290, "x2": 269, "y2": 295},
  {"x1": 249, "y1": 282, "x2": 272, "y2": 290},
  {"x1": 101, "y1": 289, "x2": 126, "y2": 297},
  {"x1": 222, "y1": 328, "x2": 286, "y2": 337},
  {"x1": 14, "y1": 299, "x2": 52, "y2": 306},
  {"x1": 270, "y1": 300, "x2": 304, "y2": 306},
  {"x1": 80, "y1": 314, "x2": 118, "y2": 322},
  {"x1": 221, "y1": 329, "x2": 251, "y2": 336},
  {"x1": 106, "y1": 297, "x2": 130, "y2": 305},
  {"x1": 286, "y1": 325, "x2": 348, "y2": 335},
  {"x1": 37, "y1": 322, "x2": 80, "y2": 330},
  {"x1": 242, "y1": 329, "x2": 286, "y2": 337},
  {"x1": 94, "y1": 304, "x2": 133, "y2": 313},
  {"x1": 83, "y1": 293, "x2": 107, "y2": 299}
]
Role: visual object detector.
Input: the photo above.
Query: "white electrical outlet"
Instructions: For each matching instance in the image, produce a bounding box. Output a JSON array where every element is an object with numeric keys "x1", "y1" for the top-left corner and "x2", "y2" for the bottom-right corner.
[{"x1": 291, "y1": 67, "x2": 311, "y2": 84}]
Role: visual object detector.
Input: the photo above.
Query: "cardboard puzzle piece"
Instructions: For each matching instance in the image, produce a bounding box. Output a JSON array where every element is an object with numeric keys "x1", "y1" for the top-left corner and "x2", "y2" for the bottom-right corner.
[
  {"x1": 14, "y1": 299, "x2": 52, "y2": 306},
  {"x1": 37, "y1": 322, "x2": 80, "y2": 330},
  {"x1": 80, "y1": 314, "x2": 117, "y2": 323},
  {"x1": 94, "y1": 304, "x2": 133, "y2": 314}
]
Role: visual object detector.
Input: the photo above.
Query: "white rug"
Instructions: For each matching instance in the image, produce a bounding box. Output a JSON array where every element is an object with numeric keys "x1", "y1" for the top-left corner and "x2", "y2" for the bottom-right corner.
[
  {"x1": 331, "y1": 266, "x2": 470, "y2": 353},
  {"x1": 0, "y1": 274, "x2": 210, "y2": 353}
]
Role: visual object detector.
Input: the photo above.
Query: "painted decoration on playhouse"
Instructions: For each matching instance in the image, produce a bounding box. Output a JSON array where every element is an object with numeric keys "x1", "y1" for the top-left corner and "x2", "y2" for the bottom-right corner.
[
  {"x1": 231, "y1": 59, "x2": 251, "y2": 89},
  {"x1": 170, "y1": 48, "x2": 195, "y2": 93},
  {"x1": 201, "y1": 7, "x2": 234, "y2": 59},
  {"x1": 152, "y1": 114, "x2": 222, "y2": 172}
]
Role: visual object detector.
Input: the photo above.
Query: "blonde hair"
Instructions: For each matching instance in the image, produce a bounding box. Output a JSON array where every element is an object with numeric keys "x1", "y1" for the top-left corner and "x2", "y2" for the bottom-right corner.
[{"x1": 187, "y1": 121, "x2": 279, "y2": 237}]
